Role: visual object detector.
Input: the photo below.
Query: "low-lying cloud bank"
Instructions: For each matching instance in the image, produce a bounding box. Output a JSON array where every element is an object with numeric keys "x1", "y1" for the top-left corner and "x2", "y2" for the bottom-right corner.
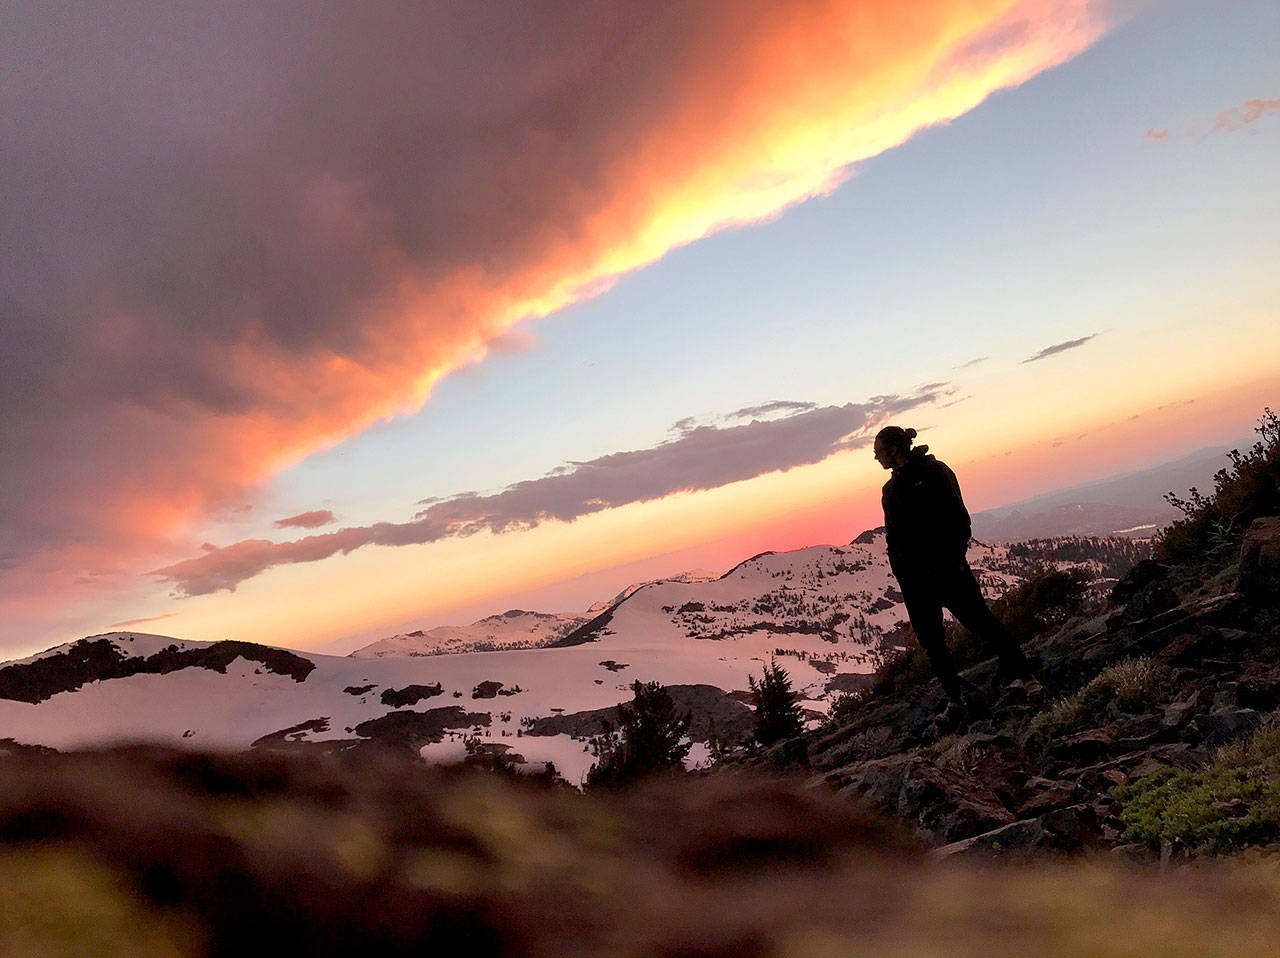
[
  {"x1": 0, "y1": 1, "x2": 1106, "y2": 608},
  {"x1": 154, "y1": 393, "x2": 940, "y2": 595}
]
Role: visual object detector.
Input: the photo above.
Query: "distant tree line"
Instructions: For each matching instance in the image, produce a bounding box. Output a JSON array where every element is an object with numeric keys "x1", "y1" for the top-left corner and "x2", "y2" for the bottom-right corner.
[{"x1": 1007, "y1": 536, "x2": 1152, "y2": 578}]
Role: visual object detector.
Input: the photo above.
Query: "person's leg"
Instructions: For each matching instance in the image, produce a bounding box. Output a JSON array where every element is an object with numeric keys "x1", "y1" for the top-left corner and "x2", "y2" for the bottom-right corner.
[
  {"x1": 901, "y1": 584, "x2": 966, "y2": 702},
  {"x1": 940, "y1": 562, "x2": 1033, "y2": 679}
]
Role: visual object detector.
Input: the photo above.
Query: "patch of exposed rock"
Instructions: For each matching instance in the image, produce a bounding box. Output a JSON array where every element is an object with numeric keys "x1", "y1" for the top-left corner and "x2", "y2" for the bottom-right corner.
[
  {"x1": 525, "y1": 684, "x2": 754, "y2": 745},
  {"x1": 0, "y1": 638, "x2": 316, "y2": 704},
  {"x1": 380, "y1": 683, "x2": 444, "y2": 707}
]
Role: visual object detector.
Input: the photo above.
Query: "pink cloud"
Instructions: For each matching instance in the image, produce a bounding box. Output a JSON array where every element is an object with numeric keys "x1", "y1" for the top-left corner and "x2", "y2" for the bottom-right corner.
[{"x1": 0, "y1": 1, "x2": 1107, "y2": 620}]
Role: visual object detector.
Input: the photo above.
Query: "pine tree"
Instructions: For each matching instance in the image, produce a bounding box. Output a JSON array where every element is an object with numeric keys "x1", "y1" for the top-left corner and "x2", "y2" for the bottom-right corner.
[
  {"x1": 585, "y1": 680, "x2": 692, "y2": 789},
  {"x1": 749, "y1": 659, "x2": 803, "y2": 747}
]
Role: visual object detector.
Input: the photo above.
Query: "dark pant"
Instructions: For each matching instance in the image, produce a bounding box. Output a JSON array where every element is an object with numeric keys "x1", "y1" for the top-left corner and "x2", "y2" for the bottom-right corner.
[{"x1": 898, "y1": 559, "x2": 1030, "y2": 702}]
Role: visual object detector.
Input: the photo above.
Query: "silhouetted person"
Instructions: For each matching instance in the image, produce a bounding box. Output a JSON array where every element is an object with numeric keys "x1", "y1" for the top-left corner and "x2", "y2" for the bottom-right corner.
[{"x1": 874, "y1": 426, "x2": 1033, "y2": 716}]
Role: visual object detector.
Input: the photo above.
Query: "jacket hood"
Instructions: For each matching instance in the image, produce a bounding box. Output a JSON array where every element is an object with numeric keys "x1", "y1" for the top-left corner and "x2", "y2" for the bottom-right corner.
[{"x1": 893, "y1": 445, "x2": 933, "y2": 470}]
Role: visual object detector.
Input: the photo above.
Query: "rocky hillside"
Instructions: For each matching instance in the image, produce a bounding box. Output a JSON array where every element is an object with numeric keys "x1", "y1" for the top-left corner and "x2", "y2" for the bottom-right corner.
[{"x1": 779, "y1": 418, "x2": 1280, "y2": 860}]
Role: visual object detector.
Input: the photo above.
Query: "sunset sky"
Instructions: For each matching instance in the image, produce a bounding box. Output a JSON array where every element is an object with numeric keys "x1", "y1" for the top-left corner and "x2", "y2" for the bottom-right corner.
[{"x1": 2, "y1": 0, "x2": 1277, "y2": 658}]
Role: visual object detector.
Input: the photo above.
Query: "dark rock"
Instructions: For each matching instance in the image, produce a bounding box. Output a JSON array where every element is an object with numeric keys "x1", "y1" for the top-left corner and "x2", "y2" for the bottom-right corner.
[
  {"x1": 1211, "y1": 682, "x2": 1239, "y2": 712},
  {"x1": 1016, "y1": 779, "x2": 1078, "y2": 817},
  {"x1": 1162, "y1": 690, "x2": 1204, "y2": 730},
  {"x1": 1039, "y1": 804, "x2": 1094, "y2": 846},
  {"x1": 1110, "y1": 715, "x2": 1164, "y2": 750},
  {"x1": 0, "y1": 637, "x2": 316, "y2": 704},
  {"x1": 380, "y1": 683, "x2": 444, "y2": 708},
  {"x1": 525, "y1": 685, "x2": 754, "y2": 745},
  {"x1": 1239, "y1": 516, "x2": 1280, "y2": 605},
  {"x1": 935, "y1": 818, "x2": 1046, "y2": 858},
  {"x1": 1100, "y1": 768, "x2": 1128, "y2": 787},
  {"x1": 1157, "y1": 632, "x2": 1203, "y2": 664},
  {"x1": 1049, "y1": 727, "x2": 1114, "y2": 762},
  {"x1": 472, "y1": 680, "x2": 506, "y2": 699},
  {"x1": 825, "y1": 672, "x2": 874, "y2": 695},
  {"x1": 1133, "y1": 742, "x2": 1206, "y2": 775},
  {"x1": 831, "y1": 754, "x2": 1015, "y2": 844},
  {"x1": 353, "y1": 706, "x2": 490, "y2": 752},
  {"x1": 1112, "y1": 843, "x2": 1157, "y2": 864},
  {"x1": 1110, "y1": 560, "x2": 1179, "y2": 623},
  {"x1": 1191, "y1": 707, "x2": 1262, "y2": 747},
  {"x1": 343, "y1": 684, "x2": 376, "y2": 697},
  {"x1": 251, "y1": 718, "x2": 337, "y2": 751}
]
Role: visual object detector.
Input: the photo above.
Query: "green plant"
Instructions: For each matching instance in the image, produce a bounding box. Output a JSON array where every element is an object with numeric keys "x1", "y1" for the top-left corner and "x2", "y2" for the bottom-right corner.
[
  {"x1": 1114, "y1": 716, "x2": 1280, "y2": 853},
  {"x1": 1156, "y1": 408, "x2": 1280, "y2": 562},
  {"x1": 585, "y1": 681, "x2": 692, "y2": 789},
  {"x1": 748, "y1": 660, "x2": 803, "y2": 746}
]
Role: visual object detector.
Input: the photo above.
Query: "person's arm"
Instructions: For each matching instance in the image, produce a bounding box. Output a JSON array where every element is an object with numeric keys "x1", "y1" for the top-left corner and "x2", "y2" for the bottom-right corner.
[
  {"x1": 933, "y1": 462, "x2": 972, "y2": 556},
  {"x1": 882, "y1": 482, "x2": 906, "y2": 569}
]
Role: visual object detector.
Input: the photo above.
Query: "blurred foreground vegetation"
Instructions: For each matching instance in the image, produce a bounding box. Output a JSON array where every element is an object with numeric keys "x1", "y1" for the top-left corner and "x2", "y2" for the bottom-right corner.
[{"x1": 4, "y1": 746, "x2": 1280, "y2": 956}]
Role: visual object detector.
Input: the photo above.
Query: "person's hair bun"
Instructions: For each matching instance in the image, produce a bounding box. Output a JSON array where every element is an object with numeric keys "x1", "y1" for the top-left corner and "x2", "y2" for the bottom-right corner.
[{"x1": 905, "y1": 428, "x2": 917, "y2": 439}]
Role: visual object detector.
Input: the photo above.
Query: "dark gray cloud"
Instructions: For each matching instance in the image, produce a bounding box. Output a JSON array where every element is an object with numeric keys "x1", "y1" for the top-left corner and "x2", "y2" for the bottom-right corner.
[
  {"x1": 724, "y1": 400, "x2": 818, "y2": 421},
  {"x1": 1, "y1": 1, "x2": 858, "y2": 577},
  {"x1": 154, "y1": 392, "x2": 942, "y2": 595},
  {"x1": 1020, "y1": 334, "x2": 1099, "y2": 364},
  {"x1": 273, "y1": 510, "x2": 336, "y2": 530},
  {"x1": 955, "y1": 356, "x2": 989, "y2": 369}
]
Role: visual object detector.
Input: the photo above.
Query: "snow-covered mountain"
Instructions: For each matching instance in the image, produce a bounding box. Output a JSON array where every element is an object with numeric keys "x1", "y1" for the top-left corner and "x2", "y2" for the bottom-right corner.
[
  {"x1": 353, "y1": 610, "x2": 591, "y2": 658},
  {"x1": 0, "y1": 531, "x2": 1104, "y2": 783},
  {"x1": 351, "y1": 568, "x2": 723, "y2": 658}
]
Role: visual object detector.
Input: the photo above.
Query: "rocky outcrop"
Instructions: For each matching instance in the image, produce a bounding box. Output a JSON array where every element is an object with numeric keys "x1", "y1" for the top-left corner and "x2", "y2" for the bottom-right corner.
[
  {"x1": 1239, "y1": 516, "x2": 1280, "y2": 604},
  {"x1": 0, "y1": 638, "x2": 316, "y2": 704},
  {"x1": 380, "y1": 683, "x2": 444, "y2": 707},
  {"x1": 799, "y1": 531, "x2": 1280, "y2": 855},
  {"x1": 353, "y1": 706, "x2": 491, "y2": 752},
  {"x1": 525, "y1": 684, "x2": 754, "y2": 744}
]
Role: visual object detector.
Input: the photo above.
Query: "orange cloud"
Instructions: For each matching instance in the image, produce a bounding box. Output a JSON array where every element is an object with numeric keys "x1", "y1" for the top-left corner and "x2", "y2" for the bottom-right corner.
[{"x1": 1, "y1": 1, "x2": 1107, "y2": 618}]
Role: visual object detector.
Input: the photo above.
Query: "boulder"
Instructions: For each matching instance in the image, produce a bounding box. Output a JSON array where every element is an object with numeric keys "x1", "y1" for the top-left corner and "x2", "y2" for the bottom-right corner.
[
  {"x1": 1239, "y1": 516, "x2": 1280, "y2": 605},
  {"x1": 1191, "y1": 707, "x2": 1262, "y2": 747},
  {"x1": 1162, "y1": 692, "x2": 1202, "y2": 730},
  {"x1": 832, "y1": 753, "x2": 1015, "y2": 844},
  {"x1": 1110, "y1": 560, "x2": 1179, "y2": 623},
  {"x1": 935, "y1": 818, "x2": 1046, "y2": 858},
  {"x1": 1039, "y1": 804, "x2": 1095, "y2": 847}
]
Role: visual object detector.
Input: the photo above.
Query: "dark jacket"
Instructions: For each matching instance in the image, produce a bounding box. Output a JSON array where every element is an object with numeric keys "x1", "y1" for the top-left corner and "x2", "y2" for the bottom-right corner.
[{"x1": 881, "y1": 446, "x2": 972, "y2": 579}]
